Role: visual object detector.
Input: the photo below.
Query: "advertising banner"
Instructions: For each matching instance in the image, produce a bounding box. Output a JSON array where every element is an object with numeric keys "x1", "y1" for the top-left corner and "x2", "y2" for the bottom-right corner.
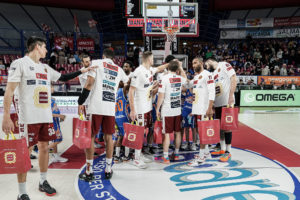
[
  {"x1": 274, "y1": 16, "x2": 300, "y2": 27},
  {"x1": 241, "y1": 90, "x2": 300, "y2": 106},
  {"x1": 77, "y1": 39, "x2": 95, "y2": 51},
  {"x1": 258, "y1": 76, "x2": 300, "y2": 86},
  {"x1": 220, "y1": 30, "x2": 246, "y2": 39},
  {"x1": 219, "y1": 19, "x2": 237, "y2": 29},
  {"x1": 245, "y1": 18, "x2": 274, "y2": 28},
  {"x1": 237, "y1": 76, "x2": 258, "y2": 84},
  {"x1": 54, "y1": 37, "x2": 73, "y2": 50},
  {"x1": 273, "y1": 28, "x2": 300, "y2": 38},
  {"x1": 246, "y1": 29, "x2": 273, "y2": 38}
]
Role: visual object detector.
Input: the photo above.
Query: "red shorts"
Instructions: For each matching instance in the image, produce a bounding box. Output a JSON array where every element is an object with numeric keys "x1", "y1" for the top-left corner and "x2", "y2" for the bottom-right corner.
[
  {"x1": 137, "y1": 111, "x2": 152, "y2": 128},
  {"x1": 22, "y1": 123, "x2": 56, "y2": 147},
  {"x1": 162, "y1": 115, "x2": 182, "y2": 133},
  {"x1": 91, "y1": 114, "x2": 115, "y2": 135}
]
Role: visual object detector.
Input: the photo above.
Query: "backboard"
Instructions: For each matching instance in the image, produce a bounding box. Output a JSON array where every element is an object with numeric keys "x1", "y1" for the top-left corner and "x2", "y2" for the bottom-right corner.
[{"x1": 143, "y1": 1, "x2": 198, "y2": 38}]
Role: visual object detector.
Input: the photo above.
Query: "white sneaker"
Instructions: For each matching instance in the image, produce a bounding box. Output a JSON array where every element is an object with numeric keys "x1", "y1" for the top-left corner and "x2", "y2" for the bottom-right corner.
[
  {"x1": 133, "y1": 159, "x2": 147, "y2": 169},
  {"x1": 141, "y1": 154, "x2": 152, "y2": 163},
  {"x1": 187, "y1": 157, "x2": 205, "y2": 167},
  {"x1": 52, "y1": 154, "x2": 68, "y2": 163},
  {"x1": 180, "y1": 143, "x2": 188, "y2": 150},
  {"x1": 190, "y1": 143, "x2": 197, "y2": 151},
  {"x1": 204, "y1": 153, "x2": 212, "y2": 159}
]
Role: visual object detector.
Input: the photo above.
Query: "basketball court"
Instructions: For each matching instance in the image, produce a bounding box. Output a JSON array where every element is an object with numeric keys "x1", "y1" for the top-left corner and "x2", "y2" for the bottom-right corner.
[{"x1": 0, "y1": 0, "x2": 300, "y2": 199}]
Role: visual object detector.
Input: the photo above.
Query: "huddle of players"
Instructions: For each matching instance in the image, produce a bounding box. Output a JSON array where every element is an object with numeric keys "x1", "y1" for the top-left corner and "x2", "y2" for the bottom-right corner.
[
  {"x1": 77, "y1": 50, "x2": 237, "y2": 183},
  {"x1": 1, "y1": 36, "x2": 236, "y2": 199}
]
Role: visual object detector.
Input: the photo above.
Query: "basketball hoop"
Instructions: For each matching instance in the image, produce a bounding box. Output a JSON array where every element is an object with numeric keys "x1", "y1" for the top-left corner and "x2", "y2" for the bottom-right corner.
[{"x1": 163, "y1": 26, "x2": 179, "y2": 43}]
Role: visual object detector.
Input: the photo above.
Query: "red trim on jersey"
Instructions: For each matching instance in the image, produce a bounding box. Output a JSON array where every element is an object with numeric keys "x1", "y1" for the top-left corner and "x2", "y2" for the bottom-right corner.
[
  {"x1": 207, "y1": 80, "x2": 214, "y2": 84},
  {"x1": 36, "y1": 73, "x2": 47, "y2": 80},
  {"x1": 159, "y1": 84, "x2": 162, "y2": 88},
  {"x1": 226, "y1": 67, "x2": 233, "y2": 71},
  {"x1": 214, "y1": 74, "x2": 219, "y2": 80},
  {"x1": 103, "y1": 62, "x2": 118, "y2": 72},
  {"x1": 193, "y1": 80, "x2": 198, "y2": 85},
  {"x1": 169, "y1": 78, "x2": 181, "y2": 83}
]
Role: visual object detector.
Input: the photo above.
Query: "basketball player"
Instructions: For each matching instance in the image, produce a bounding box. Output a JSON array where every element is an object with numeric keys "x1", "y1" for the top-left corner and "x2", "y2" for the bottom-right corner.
[
  {"x1": 48, "y1": 84, "x2": 68, "y2": 163},
  {"x1": 77, "y1": 48, "x2": 129, "y2": 180},
  {"x1": 2, "y1": 36, "x2": 95, "y2": 200},
  {"x1": 187, "y1": 57, "x2": 215, "y2": 166},
  {"x1": 114, "y1": 80, "x2": 131, "y2": 162},
  {"x1": 205, "y1": 57, "x2": 237, "y2": 162},
  {"x1": 156, "y1": 60, "x2": 187, "y2": 164},
  {"x1": 128, "y1": 51, "x2": 169, "y2": 169}
]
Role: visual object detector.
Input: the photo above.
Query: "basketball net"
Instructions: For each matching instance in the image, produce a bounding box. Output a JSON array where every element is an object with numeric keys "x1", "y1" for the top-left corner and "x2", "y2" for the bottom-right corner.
[{"x1": 164, "y1": 26, "x2": 179, "y2": 58}]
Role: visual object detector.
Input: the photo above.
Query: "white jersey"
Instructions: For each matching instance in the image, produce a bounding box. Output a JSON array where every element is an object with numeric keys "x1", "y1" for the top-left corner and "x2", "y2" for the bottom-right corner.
[
  {"x1": 88, "y1": 58, "x2": 128, "y2": 116},
  {"x1": 191, "y1": 70, "x2": 215, "y2": 115},
  {"x1": 8, "y1": 56, "x2": 61, "y2": 124},
  {"x1": 131, "y1": 65, "x2": 157, "y2": 114},
  {"x1": 78, "y1": 68, "x2": 90, "y2": 106},
  {"x1": 159, "y1": 73, "x2": 186, "y2": 117},
  {"x1": 213, "y1": 62, "x2": 236, "y2": 107}
]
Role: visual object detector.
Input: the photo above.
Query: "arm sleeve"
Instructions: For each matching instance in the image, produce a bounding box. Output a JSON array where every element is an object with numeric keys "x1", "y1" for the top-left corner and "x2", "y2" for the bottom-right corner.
[
  {"x1": 7, "y1": 60, "x2": 22, "y2": 82},
  {"x1": 206, "y1": 73, "x2": 215, "y2": 101},
  {"x1": 58, "y1": 70, "x2": 81, "y2": 82}
]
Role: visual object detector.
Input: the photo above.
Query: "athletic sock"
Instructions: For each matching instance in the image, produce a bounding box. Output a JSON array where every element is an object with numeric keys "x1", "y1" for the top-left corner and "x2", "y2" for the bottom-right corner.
[
  {"x1": 198, "y1": 149, "x2": 205, "y2": 158},
  {"x1": 226, "y1": 144, "x2": 231, "y2": 153},
  {"x1": 39, "y1": 172, "x2": 47, "y2": 185},
  {"x1": 86, "y1": 159, "x2": 93, "y2": 174},
  {"x1": 204, "y1": 145, "x2": 210, "y2": 154},
  {"x1": 135, "y1": 149, "x2": 141, "y2": 160},
  {"x1": 174, "y1": 148, "x2": 179, "y2": 155},
  {"x1": 125, "y1": 147, "x2": 130, "y2": 157},
  {"x1": 105, "y1": 158, "x2": 112, "y2": 173},
  {"x1": 220, "y1": 140, "x2": 226, "y2": 152},
  {"x1": 115, "y1": 147, "x2": 121, "y2": 157},
  {"x1": 18, "y1": 182, "x2": 27, "y2": 196},
  {"x1": 163, "y1": 152, "x2": 169, "y2": 158}
]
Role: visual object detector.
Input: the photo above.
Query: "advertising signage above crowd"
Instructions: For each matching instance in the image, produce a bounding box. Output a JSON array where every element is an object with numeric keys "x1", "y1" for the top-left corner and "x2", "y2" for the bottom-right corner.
[
  {"x1": 219, "y1": 16, "x2": 300, "y2": 29},
  {"x1": 220, "y1": 27, "x2": 300, "y2": 39},
  {"x1": 54, "y1": 37, "x2": 95, "y2": 51}
]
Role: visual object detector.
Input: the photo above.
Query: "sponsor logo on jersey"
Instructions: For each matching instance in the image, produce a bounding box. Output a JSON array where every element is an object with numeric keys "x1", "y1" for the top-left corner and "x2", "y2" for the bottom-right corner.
[
  {"x1": 103, "y1": 80, "x2": 116, "y2": 87},
  {"x1": 36, "y1": 73, "x2": 47, "y2": 80},
  {"x1": 103, "y1": 84, "x2": 114, "y2": 92},
  {"x1": 169, "y1": 78, "x2": 181, "y2": 83},
  {"x1": 144, "y1": 84, "x2": 150, "y2": 88},
  {"x1": 104, "y1": 68, "x2": 118, "y2": 77},
  {"x1": 103, "y1": 62, "x2": 118, "y2": 72},
  {"x1": 29, "y1": 66, "x2": 34, "y2": 71},
  {"x1": 102, "y1": 91, "x2": 115, "y2": 102},
  {"x1": 171, "y1": 100, "x2": 181, "y2": 108},
  {"x1": 171, "y1": 92, "x2": 180, "y2": 97},
  {"x1": 38, "y1": 80, "x2": 48, "y2": 85},
  {"x1": 171, "y1": 83, "x2": 181, "y2": 88},
  {"x1": 207, "y1": 80, "x2": 214, "y2": 84},
  {"x1": 27, "y1": 80, "x2": 36, "y2": 85},
  {"x1": 39, "y1": 92, "x2": 48, "y2": 104},
  {"x1": 105, "y1": 74, "x2": 116, "y2": 81}
]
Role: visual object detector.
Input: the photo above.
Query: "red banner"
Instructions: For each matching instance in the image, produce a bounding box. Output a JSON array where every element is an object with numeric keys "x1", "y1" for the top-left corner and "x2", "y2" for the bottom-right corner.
[
  {"x1": 54, "y1": 37, "x2": 74, "y2": 50},
  {"x1": 77, "y1": 38, "x2": 95, "y2": 51},
  {"x1": 274, "y1": 17, "x2": 300, "y2": 27}
]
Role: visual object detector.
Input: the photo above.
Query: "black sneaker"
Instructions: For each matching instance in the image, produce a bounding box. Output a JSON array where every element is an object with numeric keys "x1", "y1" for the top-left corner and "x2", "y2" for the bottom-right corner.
[
  {"x1": 30, "y1": 154, "x2": 37, "y2": 159},
  {"x1": 105, "y1": 170, "x2": 113, "y2": 179},
  {"x1": 149, "y1": 147, "x2": 156, "y2": 154},
  {"x1": 39, "y1": 180, "x2": 56, "y2": 196},
  {"x1": 122, "y1": 155, "x2": 131, "y2": 162},
  {"x1": 113, "y1": 156, "x2": 123, "y2": 164},
  {"x1": 79, "y1": 172, "x2": 95, "y2": 182},
  {"x1": 17, "y1": 194, "x2": 30, "y2": 200}
]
